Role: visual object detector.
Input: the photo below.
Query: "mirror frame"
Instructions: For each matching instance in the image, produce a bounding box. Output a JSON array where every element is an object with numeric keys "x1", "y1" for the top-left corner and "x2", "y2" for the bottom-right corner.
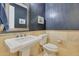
[{"x1": 4, "y1": 3, "x2": 29, "y2": 32}]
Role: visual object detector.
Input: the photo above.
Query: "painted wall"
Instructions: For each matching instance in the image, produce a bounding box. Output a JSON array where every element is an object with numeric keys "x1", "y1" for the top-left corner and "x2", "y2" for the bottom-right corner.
[
  {"x1": 3, "y1": 3, "x2": 79, "y2": 31},
  {"x1": 29, "y1": 3, "x2": 46, "y2": 31},
  {"x1": 45, "y1": 3, "x2": 79, "y2": 29}
]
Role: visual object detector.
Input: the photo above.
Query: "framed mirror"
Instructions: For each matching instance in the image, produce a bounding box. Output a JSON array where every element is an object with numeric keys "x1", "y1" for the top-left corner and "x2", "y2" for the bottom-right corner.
[
  {"x1": 8, "y1": 3, "x2": 29, "y2": 31},
  {"x1": 0, "y1": 3, "x2": 29, "y2": 33}
]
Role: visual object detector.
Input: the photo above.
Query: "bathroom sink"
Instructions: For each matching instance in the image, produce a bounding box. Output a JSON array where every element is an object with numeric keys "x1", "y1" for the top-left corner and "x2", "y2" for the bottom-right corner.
[{"x1": 4, "y1": 35, "x2": 38, "y2": 53}]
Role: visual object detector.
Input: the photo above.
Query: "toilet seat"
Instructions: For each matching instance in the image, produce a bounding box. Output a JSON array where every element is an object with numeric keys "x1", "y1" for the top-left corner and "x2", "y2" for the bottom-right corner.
[{"x1": 43, "y1": 43, "x2": 58, "y2": 52}]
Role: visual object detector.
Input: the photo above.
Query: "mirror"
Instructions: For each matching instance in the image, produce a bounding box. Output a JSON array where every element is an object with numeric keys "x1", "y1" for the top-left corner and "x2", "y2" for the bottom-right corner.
[{"x1": 0, "y1": 3, "x2": 29, "y2": 33}]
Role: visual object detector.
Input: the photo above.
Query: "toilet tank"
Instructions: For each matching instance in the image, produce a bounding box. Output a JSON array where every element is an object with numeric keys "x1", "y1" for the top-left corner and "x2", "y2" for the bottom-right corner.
[{"x1": 38, "y1": 34, "x2": 48, "y2": 46}]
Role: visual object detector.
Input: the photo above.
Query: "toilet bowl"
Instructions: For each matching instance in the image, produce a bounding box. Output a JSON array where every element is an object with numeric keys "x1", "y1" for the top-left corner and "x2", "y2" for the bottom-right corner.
[
  {"x1": 43, "y1": 43, "x2": 58, "y2": 56},
  {"x1": 38, "y1": 34, "x2": 58, "y2": 56}
]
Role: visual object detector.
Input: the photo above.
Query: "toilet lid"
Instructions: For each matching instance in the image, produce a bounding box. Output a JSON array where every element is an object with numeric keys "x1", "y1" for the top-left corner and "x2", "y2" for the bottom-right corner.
[{"x1": 43, "y1": 43, "x2": 58, "y2": 52}]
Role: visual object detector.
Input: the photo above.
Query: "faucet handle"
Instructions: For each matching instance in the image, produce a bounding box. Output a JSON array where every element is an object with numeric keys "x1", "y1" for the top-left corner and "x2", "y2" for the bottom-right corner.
[
  {"x1": 16, "y1": 34, "x2": 26, "y2": 37},
  {"x1": 16, "y1": 34, "x2": 20, "y2": 37}
]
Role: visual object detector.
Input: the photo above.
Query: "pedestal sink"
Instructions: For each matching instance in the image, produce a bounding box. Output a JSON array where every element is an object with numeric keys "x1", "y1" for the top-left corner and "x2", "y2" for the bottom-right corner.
[{"x1": 4, "y1": 35, "x2": 39, "y2": 56}]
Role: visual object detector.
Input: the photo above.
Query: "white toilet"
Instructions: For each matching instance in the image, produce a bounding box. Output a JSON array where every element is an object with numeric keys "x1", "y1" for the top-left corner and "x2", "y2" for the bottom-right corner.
[
  {"x1": 43, "y1": 43, "x2": 58, "y2": 56},
  {"x1": 38, "y1": 34, "x2": 58, "y2": 56}
]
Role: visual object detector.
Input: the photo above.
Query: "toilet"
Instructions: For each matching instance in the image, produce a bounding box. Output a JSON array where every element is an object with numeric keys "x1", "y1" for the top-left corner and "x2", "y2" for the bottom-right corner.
[
  {"x1": 38, "y1": 34, "x2": 58, "y2": 56},
  {"x1": 43, "y1": 43, "x2": 58, "y2": 56}
]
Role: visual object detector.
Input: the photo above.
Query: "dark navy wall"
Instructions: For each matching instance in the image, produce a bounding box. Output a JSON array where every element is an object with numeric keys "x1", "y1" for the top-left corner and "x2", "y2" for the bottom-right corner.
[
  {"x1": 45, "y1": 3, "x2": 79, "y2": 30},
  {"x1": 29, "y1": 3, "x2": 45, "y2": 31}
]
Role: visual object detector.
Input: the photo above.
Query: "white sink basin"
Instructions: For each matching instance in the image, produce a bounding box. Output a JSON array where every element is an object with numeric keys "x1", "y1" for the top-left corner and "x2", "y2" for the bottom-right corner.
[{"x1": 4, "y1": 35, "x2": 38, "y2": 53}]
